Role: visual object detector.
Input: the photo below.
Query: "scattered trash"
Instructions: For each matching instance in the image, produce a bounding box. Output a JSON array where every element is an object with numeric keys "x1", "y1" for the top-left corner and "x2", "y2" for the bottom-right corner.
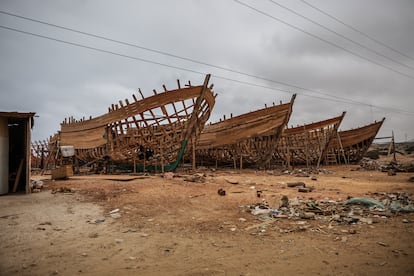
[
  {"x1": 357, "y1": 158, "x2": 414, "y2": 172},
  {"x1": 389, "y1": 201, "x2": 414, "y2": 213},
  {"x1": 289, "y1": 197, "x2": 300, "y2": 206},
  {"x1": 189, "y1": 194, "x2": 206, "y2": 198},
  {"x1": 346, "y1": 198, "x2": 385, "y2": 209},
  {"x1": 110, "y1": 213, "x2": 121, "y2": 219},
  {"x1": 251, "y1": 205, "x2": 272, "y2": 215},
  {"x1": 298, "y1": 187, "x2": 314, "y2": 193},
  {"x1": 163, "y1": 172, "x2": 174, "y2": 179},
  {"x1": 95, "y1": 218, "x2": 105, "y2": 223},
  {"x1": 217, "y1": 188, "x2": 226, "y2": 196},
  {"x1": 377, "y1": 241, "x2": 389, "y2": 247},
  {"x1": 225, "y1": 179, "x2": 239, "y2": 185},
  {"x1": 256, "y1": 190, "x2": 262, "y2": 198},
  {"x1": 359, "y1": 217, "x2": 373, "y2": 224},
  {"x1": 300, "y1": 212, "x2": 315, "y2": 219},
  {"x1": 240, "y1": 191, "x2": 413, "y2": 233},
  {"x1": 184, "y1": 173, "x2": 206, "y2": 183},
  {"x1": 51, "y1": 187, "x2": 74, "y2": 194},
  {"x1": 109, "y1": 209, "x2": 120, "y2": 214},
  {"x1": 30, "y1": 180, "x2": 44, "y2": 192},
  {"x1": 287, "y1": 182, "x2": 306, "y2": 188},
  {"x1": 279, "y1": 195, "x2": 289, "y2": 208}
]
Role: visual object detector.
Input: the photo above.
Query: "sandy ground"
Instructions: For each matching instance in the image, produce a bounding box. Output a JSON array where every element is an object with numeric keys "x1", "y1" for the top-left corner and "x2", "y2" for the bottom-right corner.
[{"x1": 1, "y1": 164, "x2": 414, "y2": 276}]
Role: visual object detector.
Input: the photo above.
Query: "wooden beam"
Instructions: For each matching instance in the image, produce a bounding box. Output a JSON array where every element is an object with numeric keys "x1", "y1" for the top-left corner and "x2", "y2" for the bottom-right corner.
[{"x1": 13, "y1": 158, "x2": 24, "y2": 193}]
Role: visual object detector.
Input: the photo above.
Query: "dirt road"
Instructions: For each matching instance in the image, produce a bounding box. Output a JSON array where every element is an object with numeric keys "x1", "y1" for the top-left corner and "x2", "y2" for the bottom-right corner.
[{"x1": 1, "y1": 166, "x2": 413, "y2": 275}]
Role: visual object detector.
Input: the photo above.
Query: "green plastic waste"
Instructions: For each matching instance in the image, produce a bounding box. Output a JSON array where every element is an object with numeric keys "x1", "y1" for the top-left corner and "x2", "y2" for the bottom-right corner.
[{"x1": 345, "y1": 198, "x2": 385, "y2": 209}]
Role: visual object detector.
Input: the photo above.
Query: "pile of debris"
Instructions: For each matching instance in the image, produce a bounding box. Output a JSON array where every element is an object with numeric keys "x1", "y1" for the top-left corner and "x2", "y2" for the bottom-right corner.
[
  {"x1": 266, "y1": 168, "x2": 333, "y2": 177},
  {"x1": 357, "y1": 158, "x2": 414, "y2": 172},
  {"x1": 30, "y1": 180, "x2": 44, "y2": 193},
  {"x1": 241, "y1": 192, "x2": 414, "y2": 226}
]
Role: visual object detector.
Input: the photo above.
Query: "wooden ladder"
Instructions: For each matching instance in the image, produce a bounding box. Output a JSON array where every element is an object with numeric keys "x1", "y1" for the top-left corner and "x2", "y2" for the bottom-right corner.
[{"x1": 325, "y1": 152, "x2": 338, "y2": 165}]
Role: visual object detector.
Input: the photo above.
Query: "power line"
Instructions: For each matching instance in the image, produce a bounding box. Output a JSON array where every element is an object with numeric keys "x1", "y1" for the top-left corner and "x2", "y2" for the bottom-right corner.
[
  {"x1": 268, "y1": 0, "x2": 414, "y2": 71},
  {"x1": 0, "y1": 25, "x2": 204, "y2": 76},
  {"x1": 2, "y1": 8, "x2": 412, "y2": 112},
  {"x1": 233, "y1": 0, "x2": 414, "y2": 80},
  {"x1": 299, "y1": 0, "x2": 414, "y2": 62},
  {"x1": 0, "y1": 24, "x2": 413, "y2": 116},
  {"x1": 0, "y1": 9, "x2": 371, "y2": 105}
]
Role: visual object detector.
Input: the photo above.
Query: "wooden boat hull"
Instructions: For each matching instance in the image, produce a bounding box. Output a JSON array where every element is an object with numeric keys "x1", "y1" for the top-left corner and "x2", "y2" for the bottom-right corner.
[
  {"x1": 194, "y1": 94, "x2": 296, "y2": 167},
  {"x1": 327, "y1": 118, "x2": 385, "y2": 164},
  {"x1": 58, "y1": 75, "x2": 216, "y2": 171},
  {"x1": 274, "y1": 112, "x2": 346, "y2": 167}
]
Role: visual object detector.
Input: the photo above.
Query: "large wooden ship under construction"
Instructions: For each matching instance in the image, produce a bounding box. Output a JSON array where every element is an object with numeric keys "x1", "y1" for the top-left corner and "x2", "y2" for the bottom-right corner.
[
  {"x1": 31, "y1": 73, "x2": 387, "y2": 173},
  {"x1": 194, "y1": 95, "x2": 296, "y2": 168},
  {"x1": 274, "y1": 112, "x2": 346, "y2": 168},
  {"x1": 56, "y1": 75, "x2": 216, "y2": 171},
  {"x1": 327, "y1": 118, "x2": 385, "y2": 164}
]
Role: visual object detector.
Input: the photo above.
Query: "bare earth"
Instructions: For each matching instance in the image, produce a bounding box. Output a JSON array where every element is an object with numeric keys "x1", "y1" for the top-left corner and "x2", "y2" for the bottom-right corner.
[{"x1": 1, "y1": 164, "x2": 414, "y2": 276}]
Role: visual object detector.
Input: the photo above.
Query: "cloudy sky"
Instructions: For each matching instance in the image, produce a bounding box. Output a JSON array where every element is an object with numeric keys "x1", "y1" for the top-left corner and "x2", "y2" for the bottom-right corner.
[{"x1": 1, "y1": 0, "x2": 413, "y2": 143}]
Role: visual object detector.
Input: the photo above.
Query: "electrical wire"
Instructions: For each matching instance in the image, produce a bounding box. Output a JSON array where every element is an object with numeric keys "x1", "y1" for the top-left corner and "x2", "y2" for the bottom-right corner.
[
  {"x1": 268, "y1": 0, "x2": 414, "y2": 71},
  {"x1": 0, "y1": 9, "x2": 374, "y2": 105},
  {"x1": 233, "y1": 0, "x2": 414, "y2": 80},
  {"x1": 0, "y1": 24, "x2": 413, "y2": 116},
  {"x1": 299, "y1": 0, "x2": 414, "y2": 62}
]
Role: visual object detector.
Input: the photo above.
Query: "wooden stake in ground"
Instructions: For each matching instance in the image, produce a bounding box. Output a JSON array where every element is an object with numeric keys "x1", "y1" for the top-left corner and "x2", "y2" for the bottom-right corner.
[{"x1": 13, "y1": 158, "x2": 24, "y2": 193}]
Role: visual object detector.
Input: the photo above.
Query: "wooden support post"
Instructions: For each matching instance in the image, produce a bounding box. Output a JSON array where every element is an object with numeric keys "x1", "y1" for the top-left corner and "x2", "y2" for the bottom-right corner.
[
  {"x1": 392, "y1": 131, "x2": 396, "y2": 162},
  {"x1": 13, "y1": 158, "x2": 24, "y2": 193},
  {"x1": 40, "y1": 146, "x2": 44, "y2": 169},
  {"x1": 304, "y1": 129, "x2": 310, "y2": 168},
  {"x1": 133, "y1": 157, "x2": 136, "y2": 174},
  {"x1": 192, "y1": 137, "x2": 196, "y2": 172},
  {"x1": 239, "y1": 155, "x2": 243, "y2": 171},
  {"x1": 337, "y1": 132, "x2": 347, "y2": 165},
  {"x1": 287, "y1": 146, "x2": 292, "y2": 171},
  {"x1": 161, "y1": 146, "x2": 165, "y2": 173}
]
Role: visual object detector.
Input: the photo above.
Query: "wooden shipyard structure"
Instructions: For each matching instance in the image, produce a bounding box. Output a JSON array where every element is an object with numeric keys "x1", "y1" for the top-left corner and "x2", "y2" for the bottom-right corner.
[
  {"x1": 194, "y1": 94, "x2": 296, "y2": 169},
  {"x1": 55, "y1": 75, "x2": 216, "y2": 172},
  {"x1": 274, "y1": 112, "x2": 346, "y2": 168},
  {"x1": 31, "y1": 75, "x2": 386, "y2": 174},
  {"x1": 327, "y1": 118, "x2": 385, "y2": 164}
]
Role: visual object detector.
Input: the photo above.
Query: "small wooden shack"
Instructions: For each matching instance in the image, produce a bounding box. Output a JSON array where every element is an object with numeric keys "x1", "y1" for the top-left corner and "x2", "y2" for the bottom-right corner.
[{"x1": 0, "y1": 112, "x2": 35, "y2": 194}]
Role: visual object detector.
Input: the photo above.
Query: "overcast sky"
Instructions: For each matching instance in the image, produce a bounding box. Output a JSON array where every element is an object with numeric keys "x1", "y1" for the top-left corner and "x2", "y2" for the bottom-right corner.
[{"x1": 1, "y1": 0, "x2": 413, "y2": 143}]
